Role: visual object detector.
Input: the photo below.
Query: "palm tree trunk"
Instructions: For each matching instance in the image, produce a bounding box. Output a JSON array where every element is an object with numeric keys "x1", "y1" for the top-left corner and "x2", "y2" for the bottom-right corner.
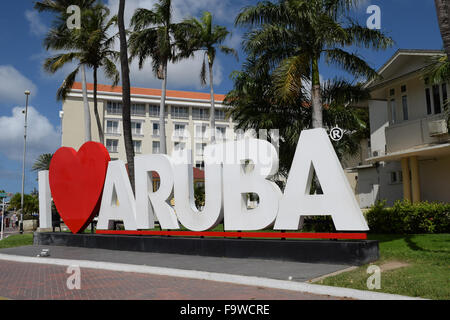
[
  {"x1": 159, "y1": 62, "x2": 168, "y2": 154},
  {"x1": 209, "y1": 60, "x2": 216, "y2": 144},
  {"x1": 118, "y1": 0, "x2": 135, "y2": 192},
  {"x1": 93, "y1": 67, "x2": 104, "y2": 144},
  {"x1": 311, "y1": 57, "x2": 323, "y2": 129},
  {"x1": 435, "y1": 0, "x2": 450, "y2": 60},
  {"x1": 81, "y1": 64, "x2": 92, "y2": 142}
]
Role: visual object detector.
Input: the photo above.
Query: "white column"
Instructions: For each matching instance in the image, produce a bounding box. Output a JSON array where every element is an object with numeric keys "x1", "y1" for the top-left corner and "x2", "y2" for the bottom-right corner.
[{"x1": 38, "y1": 171, "x2": 52, "y2": 229}]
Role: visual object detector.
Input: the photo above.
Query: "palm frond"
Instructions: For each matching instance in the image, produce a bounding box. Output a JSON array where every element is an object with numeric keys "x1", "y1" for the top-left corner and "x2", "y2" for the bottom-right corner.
[
  {"x1": 325, "y1": 48, "x2": 378, "y2": 80},
  {"x1": 56, "y1": 67, "x2": 79, "y2": 101}
]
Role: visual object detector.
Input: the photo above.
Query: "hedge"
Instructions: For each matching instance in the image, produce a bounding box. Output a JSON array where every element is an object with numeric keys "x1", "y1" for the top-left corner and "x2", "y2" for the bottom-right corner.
[
  {"x1": 302, "y1": 201, "x2": 450, "y2": 234},
  {"x1": 365, "y1": 200, "x2": 450, "y2": 234}
]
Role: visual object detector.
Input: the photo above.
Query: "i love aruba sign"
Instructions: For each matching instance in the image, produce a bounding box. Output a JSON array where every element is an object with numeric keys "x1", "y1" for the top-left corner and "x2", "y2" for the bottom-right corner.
[{"x1": 40, "y1": 128, "x2": 369, "y2": 235}]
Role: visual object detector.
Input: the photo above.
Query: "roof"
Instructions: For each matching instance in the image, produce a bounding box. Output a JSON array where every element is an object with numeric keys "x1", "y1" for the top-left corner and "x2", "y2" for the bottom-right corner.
[
  {"x1": 71, "y1": 82, "x2": 226, "y2": 102},
  {"x1": 366, "y1": 143, "x2": 450, "y2": 162},
  {"x1": 152, "y1": 167, "x2": 205, "y2": 180},
  {"x1": 364, "y1": 49, "x2": 445, "y2": 89}
]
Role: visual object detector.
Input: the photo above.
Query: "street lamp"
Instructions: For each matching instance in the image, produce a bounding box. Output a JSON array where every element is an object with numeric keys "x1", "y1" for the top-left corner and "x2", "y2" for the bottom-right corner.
[{"x1": 20, "y1": 90, "x2": 31, "y2": 234}]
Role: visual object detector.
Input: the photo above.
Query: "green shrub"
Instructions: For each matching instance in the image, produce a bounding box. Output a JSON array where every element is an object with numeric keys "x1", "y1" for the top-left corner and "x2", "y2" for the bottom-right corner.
[
  {"x1": 365, "y1": 200, "x2": 450, "y2": 234},
  {"x1": 302, "y1": 216, "x2": 336, "y2": 232}
]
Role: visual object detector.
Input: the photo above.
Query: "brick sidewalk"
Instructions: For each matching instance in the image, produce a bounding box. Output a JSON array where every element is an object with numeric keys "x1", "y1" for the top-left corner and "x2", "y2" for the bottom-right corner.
[{"x1": 0, "y1": 260, "x2": 342, "y2": 300}]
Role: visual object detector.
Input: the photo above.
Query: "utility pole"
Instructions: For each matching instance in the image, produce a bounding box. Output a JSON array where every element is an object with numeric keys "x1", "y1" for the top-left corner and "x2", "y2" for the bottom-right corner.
[{"x1": 20, "y1": 90, "x2": 31, "y2": 234}]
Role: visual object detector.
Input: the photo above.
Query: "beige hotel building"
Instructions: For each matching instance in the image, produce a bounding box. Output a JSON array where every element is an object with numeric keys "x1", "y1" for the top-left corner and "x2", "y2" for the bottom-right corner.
[{"x1": 61, "y1": 82, "x2": 236, "y2": 169}]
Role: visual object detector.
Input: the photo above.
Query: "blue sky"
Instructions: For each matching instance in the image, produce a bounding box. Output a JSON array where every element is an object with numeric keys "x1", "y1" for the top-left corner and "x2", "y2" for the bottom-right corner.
[{"x1": 0, "y1": 0, "x2": 444, "y2": 194}]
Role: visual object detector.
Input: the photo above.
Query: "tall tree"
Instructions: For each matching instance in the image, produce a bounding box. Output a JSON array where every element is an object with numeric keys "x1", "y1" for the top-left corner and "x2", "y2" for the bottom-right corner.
[
  {"x1": 129, "y1": 0, "x2": 191, "y2": 154},
  {"x1": 435, "y1": 0, "x2": 450, "y2": 60},
  {"x1": 180, "y1": 11, "x2": 238, "y2": 143},
  {"x1": 41, "y1": 2, "x2": 120, "y2": 144},
  {"x1": 118, "y1": 0, "x2": 135, "y2": 191},
  {"x1": 35, "y1": 0, "x2": 96, "y2": 142},
  {"x1": 235, "y1": 0, "x2": 393, "y2": 128},
  {"x1": 225, "y1": 57, "x2": 370, "y2": 179}
]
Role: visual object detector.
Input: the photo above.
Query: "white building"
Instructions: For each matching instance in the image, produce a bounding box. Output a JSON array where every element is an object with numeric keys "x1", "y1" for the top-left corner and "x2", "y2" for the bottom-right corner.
[
  {"x1": 61, "y1": 82, "x2": 236, "y2": 169},
  {"x1": 354, "y1": 49, "x2": 450, "y2": 207}
]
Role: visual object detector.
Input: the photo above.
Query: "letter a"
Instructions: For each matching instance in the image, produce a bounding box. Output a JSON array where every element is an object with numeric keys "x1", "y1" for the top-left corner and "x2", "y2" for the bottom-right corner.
[
  {"x1": 274, "y1": 129, "x2": 369, "y2": 231},
  {"x1": 97, "y1": 161, "x2": 138, "y2": 230},
  {"x1": 366, "y1": 5, "x2": 381, "y2": 30}
]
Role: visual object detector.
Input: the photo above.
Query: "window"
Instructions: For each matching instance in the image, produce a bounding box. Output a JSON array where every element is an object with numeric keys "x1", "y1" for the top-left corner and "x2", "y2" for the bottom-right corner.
[
  {"x1": 149, "y1": 105, "x2": 168, "y2": 117},
  {"x1": 133, "y1": 140, "x2": 142, "y2": 153},
  {"x1": 171, "y1": 106, "x2": 189, "y2": 119},
  {"x1": 433, "y1": 84, "x2": 441, "y2": 114},
  {"x1": 196, "y1": 161, "x2": 205, "y2": 170},
  {"x1": 192, "y1": 108, "x2": 210, "y2": 120},
  {"x1": 174, "y1": 142, "x2": 186, "y2": 151},
  {"x1": 152, "y1": 123, "x2": 160, "y2": 136},
  {"x1": 402, "y1": 96, "x2": 408, "y2": 121},
  {"x1": 215, "y1": 109, "x2": 226, "y2": 121},
  {"x1": 174, "y1": 124, "x2": 187, "y2": 138},
  {"x1": 390, "y1": 171, "x2": 403, "y2": 184},
  {"x1": 426, "y1": 88, "x2": 432, "y2": 115},
  {"x1": 196, "y1": 125, "x2": 209, "y2": 139},
  {"x1": 401, "y1": 85, "x2": 407, "y2": 93},
  {"x1": 149, "y1": 105, "x2": 160, "y2": 117},
  {"x1": 131, "y1": 122, "x2": 143, "y2": 136},
  {"x1": 196, "y1": 143, "x2": 207, "y2": 157},
  {"x1": 106, "y1": 139, "x2": 119, "y2": 153},
  {"x1": 106, "y1": 120, "x2": 120, "y2": 134},
  {"x1": 107, "y1": 102, "x2": 122, "y2": 115},
  {"x1": 216, "y1": 126, "x2": 226, "y2": 140},
  {"x1": 131, "y1": 104, "x2": 146, "y2": 116},
  {"x1": 390, "y1": 99, "x2": 397, "y2": 124},
  {"x1": 152, "y1": 141, "x2": 161, "y2": 154},
  {"x1": 389, "y1": 88, "x2": 395, "y2": 96}
]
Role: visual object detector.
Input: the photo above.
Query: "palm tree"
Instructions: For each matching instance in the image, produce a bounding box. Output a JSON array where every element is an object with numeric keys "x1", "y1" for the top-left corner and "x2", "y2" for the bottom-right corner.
[
  {"x1": 435, "y1": 0, "x2": 450, "y2": 60},
  {"x1": 235, "y1": 0, "x2": 393, "y2": 128},
  {"x1": 117, "y1": 0, "x2": 135, "y2": 191},
  {"x1": 35, "y1": 0, "x2": 96, "y2": 142},
  {"x1": 32, "y1": 154, "x2": 54, "y2": 172},
  {"x1": 129, "y1": 0, "x2": 191, "y2": 154},
  {"x1": 180, "y1": 12, "x2": 238, "y2": 143},
  {"x1": 42, "y1": 3, "x2": 120, "y2": 144},
  {"x1": 225, "y1": 57, "x2": 370, "y2": 179}
]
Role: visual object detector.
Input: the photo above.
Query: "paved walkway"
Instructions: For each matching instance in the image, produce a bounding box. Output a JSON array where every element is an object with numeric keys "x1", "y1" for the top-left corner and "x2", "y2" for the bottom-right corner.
[
  {"x1": 0, "y1": 245, "x2": 420, "y2": 300},
  {"x1": 0, "y1": 259, "x2": 340, "y2": 300},
  {"x1": 0, "y1": 245, "x2": 350, "y2": 282}
]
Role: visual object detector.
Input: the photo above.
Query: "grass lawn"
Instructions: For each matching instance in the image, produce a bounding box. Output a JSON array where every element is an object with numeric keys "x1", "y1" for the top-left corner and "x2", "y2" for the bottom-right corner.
[
  {"x1": 0, "y1": 234, "x2": 33, "y2": 249},
  {"x1": 318, "y1": 234, "x2": 450, "y2": 300}
]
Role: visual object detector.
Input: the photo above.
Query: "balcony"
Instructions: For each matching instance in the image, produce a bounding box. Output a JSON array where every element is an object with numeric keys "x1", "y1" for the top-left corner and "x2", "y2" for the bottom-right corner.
[{"x1": 385, "y1": 114, "x2": 449, "y2": 153}]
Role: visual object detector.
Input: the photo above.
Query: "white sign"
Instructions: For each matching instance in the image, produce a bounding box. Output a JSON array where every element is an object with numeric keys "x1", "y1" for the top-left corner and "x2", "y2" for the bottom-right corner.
[{"x1": 39, "y1": 129, "x2": 369, "y2": 232}]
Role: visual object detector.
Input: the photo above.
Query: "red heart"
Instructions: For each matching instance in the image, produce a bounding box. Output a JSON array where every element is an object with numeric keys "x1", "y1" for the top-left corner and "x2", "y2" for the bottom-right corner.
[{"x1": 49, "y1": 142, "x2": 110, "y2": 234}]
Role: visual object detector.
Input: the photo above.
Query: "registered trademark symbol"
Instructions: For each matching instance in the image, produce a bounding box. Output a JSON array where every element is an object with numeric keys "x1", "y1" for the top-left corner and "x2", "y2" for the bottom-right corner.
[{"x1": 329, "y1": 127, "x2": 344, "y2": 141}]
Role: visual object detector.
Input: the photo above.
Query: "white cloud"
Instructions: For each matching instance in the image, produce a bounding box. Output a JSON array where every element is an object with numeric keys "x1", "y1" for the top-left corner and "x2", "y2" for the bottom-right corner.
[
  {"x1": 25, "y1": 10, "x2": 48, "y2": 36},
  {"x1": 224, "y1": 32, "x2": 242, "y2": 52},
  {"x1": 106, "y1": 0, "x2": 240, "y2": 24},
  {"x1": 0, "y1": 66, "x2": 38, "y2": 104},
  {"x1": 0, "y1": 107, "x2": 60, "y2": 165},
  {"x1": 103, "y1": 0, "x2": 235, "y2": 90},
  {"x1": 125, "y1": 51, "x2": 224, "y2": 90}
]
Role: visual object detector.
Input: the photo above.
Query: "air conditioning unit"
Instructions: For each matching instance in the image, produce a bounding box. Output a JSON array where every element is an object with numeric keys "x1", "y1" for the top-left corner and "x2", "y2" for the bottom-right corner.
[{"x1": 428, "y1": 119, "x2": 448, "y2": 137}]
